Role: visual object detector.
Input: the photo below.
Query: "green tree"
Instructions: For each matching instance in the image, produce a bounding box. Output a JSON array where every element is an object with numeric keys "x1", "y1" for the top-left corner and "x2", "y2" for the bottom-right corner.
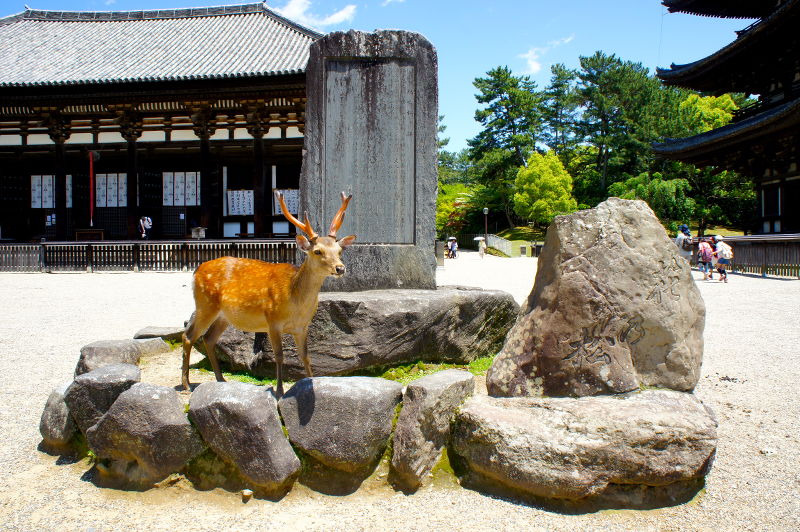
[
  {"x1": 671, "y1": 93, "x2": 754, "y2": 234},
  {"x1": 542, "y1": 64, "x2": 579, "y2": 157},
  {"x1": 574, "y1": 52, "x2": 664, "y2": 198},
  {"x1": 468, "y1": 66, "x2": 545, "y2": 228},
  {"x1": 607, "y1": 172, "x2": 694, "y2": 227},
  {"x1": 470, "y1": 66, "x2": 542, "y2": 166},
  {"x1": 678, "y1": 93, "x2": 738, "y2": 134},
  {"x1": 513, "y1": 151, "x2": 578, "y2": 227},
  {"x1": 471, "y1": 148, "x2": 521, "y2": 228}
]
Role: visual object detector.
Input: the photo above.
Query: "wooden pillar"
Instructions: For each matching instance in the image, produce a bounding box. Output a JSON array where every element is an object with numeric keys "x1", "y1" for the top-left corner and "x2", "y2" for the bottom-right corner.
[
  {"x1": 118, "y1": 110, "x2": 143, "y2": 240},
  {"x1": 246, "y1": 105, "x2": 269, "y2": 236},
  {"x1": 199, "y1": 135, "x2": 217, "y2": 237},
  {"x1": 43, "y1": 110, "x2": 70, "y2": 241},
  {"x1": 53, "y1": 140, "x2": 68, "y2": 241},
  {"x1": 190, "y1": 104, "x2": 219, "y2": 238},
  {"x1": 126, "y1": 139, "x2": 139, "y2": 239},
  {"x1": 253, "y1": 134, "x2": 266, "y2": 235}
]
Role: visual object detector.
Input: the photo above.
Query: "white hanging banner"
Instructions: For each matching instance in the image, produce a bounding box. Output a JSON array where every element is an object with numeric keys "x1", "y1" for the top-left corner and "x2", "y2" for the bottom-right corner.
[
  {"x1": 162, "y1": 172, "x2": 174, "y2": 206},
  {"x1": 41, "y1": 175, "x2": 54, "y2": 209},
  {"x1": 107, "y1": 173, "x2": 118, "y2": 207},
  {"x1": 118, "y1": 173, "x2": 127, "y2": 207},
  {"x1": 96, "y1": 174, "x2": 107, "y2": 207},
  {"x1": 196, "y1": 173, "x2": 201, "y2": 206},
  {"x1": 185, "y1": 172, "x2": 197, "y2": 206},
  {"x1": 174, "y1": 172, "x2": 186, "y2": 206},
  {"x1": 66, "y1": 175, "x2": 72, "y2": 208},
  {"x1": 31, "y1": 175, "x2": 42, "y2": 209}
]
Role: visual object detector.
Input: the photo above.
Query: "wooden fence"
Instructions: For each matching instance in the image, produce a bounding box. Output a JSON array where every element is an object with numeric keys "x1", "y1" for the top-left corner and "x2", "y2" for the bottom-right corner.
[
  {"x1": 722, "y1": 234, "x2": 800, "y2": 278},
  {"x1": 0, "y1": 240, "x2": 297, "y2": 273}
]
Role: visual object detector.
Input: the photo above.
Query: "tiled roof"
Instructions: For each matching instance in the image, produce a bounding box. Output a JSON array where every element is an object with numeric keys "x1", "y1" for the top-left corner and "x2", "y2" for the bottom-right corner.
[
  {"x1": 652, "y1": 96, "x2": 800, "y2": 163},
  {"x1": 657, "y1": 0, "x2": 799, "y2": 93},
  {"x1": 662, "y1": 0, "x2": 780, "y2": 19},
  {"x1": 0, "y1": 3, "x2": 322, "y2": 87}
]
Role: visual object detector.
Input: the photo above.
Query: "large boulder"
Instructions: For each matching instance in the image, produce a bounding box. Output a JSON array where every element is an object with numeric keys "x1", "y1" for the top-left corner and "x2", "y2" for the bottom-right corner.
[
  {"x1": 487, "y1": 198, "x2": 705, "y2": 398},
  {"x1": 450, "y1": 390, "x2": 717, "y2": 503},
  {"x1": 133, "y1": 326, "x2": 185, "y2": 343},
  {"x1": 86, "y1": 383, "x2": 205, "y2": 485},
  {"x1": 189, "y1": 382, "x2": 300, "y2": 493},
  {"x1": 74, "y1": 339, "x2": 168, "y2": 376},
  {"x1": 39, "y1": 381, "x2": 78, "y2": 451},
  {"x1": 391, "y1": 370, "x2": 475, "y2": 490},
  {"x1": 278, "y1": 377, "x2": 403, "y2": 474},
  {"x1": 64, "y1": 363, "x2": 140, "y2": 434},
  {"x1": 202, "y1": 287, "x2": 518, "y2": 378},
  {"x1": 134, "y1": 337, "x2": 171, "y2": 356}
]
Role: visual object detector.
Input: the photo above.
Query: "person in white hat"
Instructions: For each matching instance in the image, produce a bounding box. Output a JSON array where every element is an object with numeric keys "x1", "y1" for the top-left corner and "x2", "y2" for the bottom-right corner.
[{"x1": 713, "y1": 235, "x2": 733, "y2": 283}]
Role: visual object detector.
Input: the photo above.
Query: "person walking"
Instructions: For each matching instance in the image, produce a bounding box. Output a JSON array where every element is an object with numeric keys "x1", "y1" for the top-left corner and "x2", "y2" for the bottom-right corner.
[
  {"x1": 713, "y1": 235, "x2": 733, "y2": 283},
  {"x1": 675, "y1": 224, "x2": 693, "y2": 263},
  {"x1": 697, "y1": 238, "x2": 714, "y2": 280},
  {"x1": 138, "y1": 216, "x2": 153, "y2": 240}
]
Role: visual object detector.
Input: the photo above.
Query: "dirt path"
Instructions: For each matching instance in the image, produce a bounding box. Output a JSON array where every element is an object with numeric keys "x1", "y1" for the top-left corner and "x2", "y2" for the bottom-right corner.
[{"x1": 0, "y1": 260, "x2": 798, "y2": 531}]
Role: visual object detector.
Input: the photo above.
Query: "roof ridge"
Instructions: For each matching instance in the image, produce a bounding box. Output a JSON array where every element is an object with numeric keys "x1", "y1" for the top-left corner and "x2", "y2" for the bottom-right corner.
[
  {"x1": 19, "y1": 3, "x2": 263, "y2": 21},
  {"x1": 3, "y1": 2, "x2": 323, "y2": 38},
  {"x1": 9, "y1": 2, "x2": 320, "y2": 37}
]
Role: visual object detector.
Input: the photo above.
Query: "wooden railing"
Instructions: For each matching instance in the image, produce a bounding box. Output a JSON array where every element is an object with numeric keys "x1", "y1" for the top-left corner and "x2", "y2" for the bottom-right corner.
[
  {"x1": 723, "y1": 234, "x2": 800, "y2": 278},
  {"x1": 0, "y1": 239, "x2": 297, "y2": 273}
]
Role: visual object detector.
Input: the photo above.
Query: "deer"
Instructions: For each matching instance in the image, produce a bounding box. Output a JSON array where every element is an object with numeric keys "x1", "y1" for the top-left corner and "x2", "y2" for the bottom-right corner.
[{"x1": 181, "y1": 191, "x2": 356, "y2": 397}]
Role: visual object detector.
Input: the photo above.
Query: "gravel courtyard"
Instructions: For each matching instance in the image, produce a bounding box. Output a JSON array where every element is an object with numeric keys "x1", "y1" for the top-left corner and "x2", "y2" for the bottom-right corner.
[{"x1": 0, "y1": 252, "x2": 798, "y2": 531}]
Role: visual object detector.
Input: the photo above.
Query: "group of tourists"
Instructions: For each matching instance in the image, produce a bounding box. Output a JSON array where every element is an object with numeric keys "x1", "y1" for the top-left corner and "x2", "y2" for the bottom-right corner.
[
  {"x1": 446, "y1": 237, "x2": 458, "y2": 259},
  {"x1": 675, "y1": 224, "x2": 733, "y2": 283}
]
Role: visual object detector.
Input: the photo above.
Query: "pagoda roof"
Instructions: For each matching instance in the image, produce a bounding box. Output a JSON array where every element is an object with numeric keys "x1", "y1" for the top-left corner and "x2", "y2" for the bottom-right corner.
[
  {"x1": 0, "y1": 3, "x2": 322, "y2": 88},
  {"x1": 657, "y1": 0, "x2": 800, "y2": 94},
  {"x1": 652, "y1": 96, "x2": 800, "y2": 166},
  {"x1": 662, "y1": 0, "x2": 781, "y2": 19}
]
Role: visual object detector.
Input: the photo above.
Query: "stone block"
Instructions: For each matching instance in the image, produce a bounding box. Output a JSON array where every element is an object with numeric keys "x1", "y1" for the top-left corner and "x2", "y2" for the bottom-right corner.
[
  {"x1": 301, "y1": 30, "x2": 438, "y2": 291},
  {"x1": 487, "y1": 198, "x2": 705, "y2": 398},
  {"x1": 391, "y1": 369, "x2": 474, "y2": 490}
]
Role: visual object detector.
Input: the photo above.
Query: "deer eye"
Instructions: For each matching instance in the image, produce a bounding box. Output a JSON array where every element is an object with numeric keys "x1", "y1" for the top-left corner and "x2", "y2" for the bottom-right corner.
[{"x1": 314, "y1": 250, "x2": 322, "y2": 255}]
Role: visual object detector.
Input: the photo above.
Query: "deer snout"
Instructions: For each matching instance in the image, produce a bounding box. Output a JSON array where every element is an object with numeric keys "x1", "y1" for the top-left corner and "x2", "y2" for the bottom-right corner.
[{"x1": 335, "y1": 265, "x2": 346, "y2": 276}]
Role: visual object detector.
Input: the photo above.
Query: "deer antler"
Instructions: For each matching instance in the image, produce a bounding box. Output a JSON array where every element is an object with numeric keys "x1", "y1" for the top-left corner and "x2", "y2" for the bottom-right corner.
[
  {"x1": 275, "y1": 191, "x2": 318, "y2": 240},
  {"x1": 328, "y1": 191, "x2": 353, "y2": 238}
]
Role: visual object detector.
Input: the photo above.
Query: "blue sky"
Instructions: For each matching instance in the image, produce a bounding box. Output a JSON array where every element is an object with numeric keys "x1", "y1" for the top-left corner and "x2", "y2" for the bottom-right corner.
[{"x1": 2, "y1": 0, "x2": 752, "y2": 151}]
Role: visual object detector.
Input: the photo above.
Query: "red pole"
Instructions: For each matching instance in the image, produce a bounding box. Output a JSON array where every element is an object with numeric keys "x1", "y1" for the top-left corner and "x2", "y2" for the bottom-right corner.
[{"x1": 89, "y1": 151, "x2": 95, "y2": 227}]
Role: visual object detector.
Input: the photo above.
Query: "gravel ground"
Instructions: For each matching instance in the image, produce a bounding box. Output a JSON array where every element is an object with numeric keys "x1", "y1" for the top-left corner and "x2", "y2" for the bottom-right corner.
[{"x1": 0, "y1": 252, "x2": 798, "y2": 531}]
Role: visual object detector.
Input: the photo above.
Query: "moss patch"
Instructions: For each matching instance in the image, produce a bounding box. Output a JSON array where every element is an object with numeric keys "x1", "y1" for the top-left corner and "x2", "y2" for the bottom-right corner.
[
  {"x1": 351, "y1": 356, "x2": 496, "y2": 385},
  {"x1": 193, "y1": 358, "x2": 294, "y2": 389}
]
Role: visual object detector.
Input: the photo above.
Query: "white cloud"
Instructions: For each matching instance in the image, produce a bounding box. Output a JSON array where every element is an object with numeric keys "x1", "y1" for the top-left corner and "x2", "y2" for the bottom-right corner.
[
  {"x1": 519, "y1": 47, "x2": 545, "y2": 74},
  {"x1": 519, "y1": 34, "x2": 575, "y2": 74},
  {"x1": 548, "y1": 34, "x2": 575, "y2": 47},
  {"x1": 104, "y1": 0, "x2": 117, "y2": 5},
  {"x1": 381, "y1": 0, "x2": 406, "y2": 6},
  {"x1": 274, "y1": 0, "x2": 357, "y2": 29}
]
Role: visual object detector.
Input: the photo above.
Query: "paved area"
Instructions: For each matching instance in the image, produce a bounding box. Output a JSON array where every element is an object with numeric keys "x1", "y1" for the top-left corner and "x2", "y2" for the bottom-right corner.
[{"x1": 0, "y1": 256, "x2": 797, "y2": 531}]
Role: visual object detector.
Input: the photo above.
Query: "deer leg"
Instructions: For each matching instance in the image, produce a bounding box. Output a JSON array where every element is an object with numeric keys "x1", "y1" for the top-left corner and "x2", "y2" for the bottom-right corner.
[
  {"x1": 202, "y1": 317, "x2": 230, "y2": 383},
  {"x1": 267, "y1": 327, "x2": 285, "y2": 398},
  {"x1": 182, "y1": 311, "x2": 217, "y2": 391},
  {"x1": 293, "y1": 330, "x2": 313, "y2": 378}
]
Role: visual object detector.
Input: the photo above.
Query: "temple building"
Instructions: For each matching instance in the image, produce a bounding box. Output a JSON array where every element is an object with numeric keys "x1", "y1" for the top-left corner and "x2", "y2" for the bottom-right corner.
[
  {"x1": 654, "y1": 0, "x2": 800, "y2": 234},
  {"x1": 0, "y1": 3, "x2": 318, "y2": 241}
]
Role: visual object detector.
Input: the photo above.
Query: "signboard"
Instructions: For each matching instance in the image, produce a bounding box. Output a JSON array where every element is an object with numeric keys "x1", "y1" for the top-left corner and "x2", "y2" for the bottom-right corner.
[
  {"x1": 227, "y1": 190, "x2": 254, "y2": 216},
  {"x1": 273, "y1": 188, "x2": 299, "y2": 215}
]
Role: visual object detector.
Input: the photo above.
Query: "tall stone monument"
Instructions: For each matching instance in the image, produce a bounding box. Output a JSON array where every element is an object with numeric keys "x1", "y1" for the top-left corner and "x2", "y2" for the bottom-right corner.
[{"x1": 300, "y1": 30, "x2": 438, "y2": 291}]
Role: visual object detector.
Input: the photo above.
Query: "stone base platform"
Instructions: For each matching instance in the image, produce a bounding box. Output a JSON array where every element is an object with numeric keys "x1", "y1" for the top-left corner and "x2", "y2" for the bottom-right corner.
[
  {"x1": 201, "y1": 286, "x2": 519, "y2": 379},
  {"x1": 450, "y1": 390, "x2": 717, "y2": 510}
]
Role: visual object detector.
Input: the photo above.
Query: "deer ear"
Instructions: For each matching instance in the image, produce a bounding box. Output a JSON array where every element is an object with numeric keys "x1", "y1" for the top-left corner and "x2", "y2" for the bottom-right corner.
[
  {"x1": 296, "y1": 235, "x2": 313, "y2": 252},
  {"x1": 338, "y1": 235, "x2": 356, "y2": 249}
]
